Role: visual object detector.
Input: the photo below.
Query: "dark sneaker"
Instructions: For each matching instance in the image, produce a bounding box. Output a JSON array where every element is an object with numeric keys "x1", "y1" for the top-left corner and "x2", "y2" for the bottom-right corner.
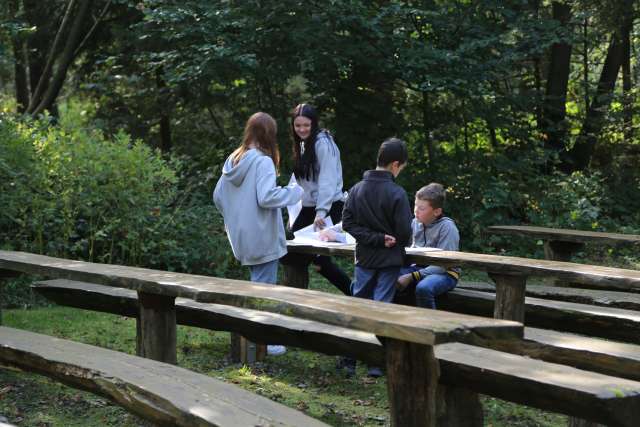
[
  {"x1": 367, "y1": 366, "x2": 383, "y2": 378},
  {"x1": 336, "y1": 357, "x2": 356, "y2": 377}
]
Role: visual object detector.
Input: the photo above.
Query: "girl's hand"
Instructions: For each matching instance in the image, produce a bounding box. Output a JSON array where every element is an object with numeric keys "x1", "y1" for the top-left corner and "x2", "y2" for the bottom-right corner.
[
  {"x1": 384, "y1": 234, "x2": 397, "y2": 247},
  {"x1": 313, "y1": 216, "x2": 326, "y2": 230},
  {"x1": 318, "y1": 229, "x2": 338, "y2": 242}
]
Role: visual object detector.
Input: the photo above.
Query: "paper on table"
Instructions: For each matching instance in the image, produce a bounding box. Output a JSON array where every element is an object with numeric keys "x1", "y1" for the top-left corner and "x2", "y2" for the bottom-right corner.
[
  {"x1": 292, "y1": 220, "x2": 356, "y2": 246},
  {"x1": 286, "y1": 173, "x2": 302, "y2": 228},
  {"x1": 405, "y1": 246, "x2": 443, "y2": 254}
]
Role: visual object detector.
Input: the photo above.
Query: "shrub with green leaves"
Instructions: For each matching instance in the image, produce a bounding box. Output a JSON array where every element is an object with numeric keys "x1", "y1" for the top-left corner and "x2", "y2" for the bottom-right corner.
[{"x1": 0, "y1": 115, "x2": 238, "y2": 280}]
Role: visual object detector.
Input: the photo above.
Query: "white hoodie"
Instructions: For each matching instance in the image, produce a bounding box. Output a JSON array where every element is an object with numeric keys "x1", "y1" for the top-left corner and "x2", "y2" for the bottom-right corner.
[{"x1": 213, "y1": 149, "x2": 303, "y2": 265}]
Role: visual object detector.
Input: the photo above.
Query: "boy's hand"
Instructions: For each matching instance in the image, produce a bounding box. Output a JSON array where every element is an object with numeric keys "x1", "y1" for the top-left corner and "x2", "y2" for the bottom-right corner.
[
  {"x1": 384, "y1": 234, "x2": 396, "y2": 247},
  {"x1": 396, "y1": 273, "x2": 413, "y2": 291}
]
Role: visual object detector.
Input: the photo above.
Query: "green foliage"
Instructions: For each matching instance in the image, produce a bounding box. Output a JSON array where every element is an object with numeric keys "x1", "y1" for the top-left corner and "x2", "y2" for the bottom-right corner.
[{"x1": 0, "y1": 114, "x2": 237, "y2": 282}]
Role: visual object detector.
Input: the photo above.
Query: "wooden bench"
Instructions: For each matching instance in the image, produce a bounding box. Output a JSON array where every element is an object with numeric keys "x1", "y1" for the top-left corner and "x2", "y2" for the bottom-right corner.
[
  {"x1": 487, "y1": 225, "x2": 640, "y2": 261},
  {"x1": 459, "y1": 281, "x2": 640, "y2": 311},
  {"x1": 31, "y1": 279, "x2": 640, "y2": 426},
  {"x1": 0, "y1": 249, "x2": 522, "y2": 426},
  {"x1": 0, "y1": 326, "x2": 328, "y2": 427}
]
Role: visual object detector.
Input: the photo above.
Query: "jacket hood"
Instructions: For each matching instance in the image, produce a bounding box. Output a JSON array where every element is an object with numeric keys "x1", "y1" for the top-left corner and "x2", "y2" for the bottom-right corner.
[{"x1": 221, "y1": 149, "x2": 262, "y2": 187}]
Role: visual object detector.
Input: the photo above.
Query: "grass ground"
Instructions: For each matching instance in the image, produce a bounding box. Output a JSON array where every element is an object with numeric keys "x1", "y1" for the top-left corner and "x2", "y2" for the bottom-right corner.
[{"x1": 0, "y1": 266, "x2": 568, "y2": 426}]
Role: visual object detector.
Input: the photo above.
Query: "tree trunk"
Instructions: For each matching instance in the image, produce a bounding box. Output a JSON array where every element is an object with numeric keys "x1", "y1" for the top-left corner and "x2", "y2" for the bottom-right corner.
[
  {"x1": 156, "y1": 69, "x2": 172, "y2": 153},
  {"x1": 621, "y1": 22, "x2": 632, "y2": 142},
  {"x1": 568, "y1": 9, "x2": 632, "y2": 172},
  {"x1": 23, "y1": 0, "x2": 52, "y2": 107},
  {"x1": 31, "y1": 0, "x2": 93, "y2": 116},
  {"x1": 541, "y1": 2, "x2": 572, "y2": 164},
  {"x1": 27, "y1": 0, "x2": 78, "y2": 113},
  {"x1": 423, "y1": 91, "x2": 436, "y2": 173},
  {"x1": 9, "y1": 0, "x2": 29, "y2": 113}
]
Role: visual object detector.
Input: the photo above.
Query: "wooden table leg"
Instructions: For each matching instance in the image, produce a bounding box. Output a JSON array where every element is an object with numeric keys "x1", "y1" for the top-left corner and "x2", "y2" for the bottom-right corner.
[
  {"x1": 488, "y1": 273, "x2": 527, "y2": 323},
  {"x1": 136, "y1": 292, "x2": 177, "y2": 364},
  {"x1": 229, "y1": 333, "x2": 266, "y2": 364},
  {"x1": 543, "y1": 240, "x2": 584, "y2": 262},
  {"x1": 281, "y1": 263, "x2": 309, "y2": 289},
  {"x1": 385, "y1": 338, "x2": 439, "y2": 427}
]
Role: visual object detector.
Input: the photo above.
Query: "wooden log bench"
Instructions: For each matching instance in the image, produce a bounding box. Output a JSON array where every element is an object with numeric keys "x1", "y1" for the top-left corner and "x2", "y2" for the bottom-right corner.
[
  {"x1": 438, "y1": 288, "x2": 640, "y2": 344},
  {"x1": 0, "y1": 250, "x2": 522, "y2": 427},
  {"x1": 487, "y1": 225, "x2": 640, "y2": 262},
  {"x1": 0, "y1": 326, "x2": 328, "y2": 427},
  {"x1": 458, "y1": 281, "x2": 640, "y2": 311},
  {"x1": 30, "y1": 279, "x2": 640, "y2": 426}
]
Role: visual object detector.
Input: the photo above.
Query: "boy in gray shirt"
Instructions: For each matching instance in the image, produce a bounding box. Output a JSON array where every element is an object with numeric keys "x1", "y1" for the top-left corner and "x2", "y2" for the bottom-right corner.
[{"x1": 396, "y1": 183, "x2": 461, "y2": 309}]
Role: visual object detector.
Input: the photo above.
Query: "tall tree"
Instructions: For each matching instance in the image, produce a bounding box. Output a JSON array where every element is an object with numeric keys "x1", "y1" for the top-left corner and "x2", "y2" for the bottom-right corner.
[
  {"x1": 567, "y1": 0, "x2": 634, "y2": 171},
  {"x1": 541, "y1": 2, "x2": 573, "y2": 162}
]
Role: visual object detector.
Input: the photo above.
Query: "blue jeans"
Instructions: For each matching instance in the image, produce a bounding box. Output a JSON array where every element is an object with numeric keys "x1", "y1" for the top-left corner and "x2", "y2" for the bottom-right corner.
[
  {"x1": 401, "y1": 266, "x2": 457, "y2": 309},
  {"x1": 249, "y1": 259, "x2": 279, "y2": 284},
  {"x1": 351, "y1": 266, "x2": 399, "y2": 303}
]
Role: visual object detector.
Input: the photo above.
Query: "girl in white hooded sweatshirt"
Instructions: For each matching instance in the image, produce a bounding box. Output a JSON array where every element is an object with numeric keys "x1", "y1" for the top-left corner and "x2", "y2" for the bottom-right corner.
[{"x1": 214, "y1": 112, "x2": 303, "y2": 286}]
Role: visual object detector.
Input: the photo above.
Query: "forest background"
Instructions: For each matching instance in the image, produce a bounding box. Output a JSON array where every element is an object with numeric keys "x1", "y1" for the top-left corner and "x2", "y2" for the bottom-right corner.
[{"x1": 1, "y1": 0, "x2": 639, "y2": 291}]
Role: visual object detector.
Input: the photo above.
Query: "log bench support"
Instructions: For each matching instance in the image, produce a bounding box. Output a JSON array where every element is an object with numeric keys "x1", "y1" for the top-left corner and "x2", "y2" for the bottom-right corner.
[
  {"x1": 489, "y1": 273, "x2": 527, "y2": 322},
  {"x1": 136, "y1": 291, "x2": 177, "y2": 364},
  {"x1": 0, "y1": 269, "x2": 22, "y2": 326}
]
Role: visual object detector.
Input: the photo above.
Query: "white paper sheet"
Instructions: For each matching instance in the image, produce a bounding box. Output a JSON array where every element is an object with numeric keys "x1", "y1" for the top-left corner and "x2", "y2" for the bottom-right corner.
[
  {"x1": 292, "y1": 220, "x2": 356, "y2": 246},
  {"x1": 286, "y1": 173, "x2": 302, "y2": 228}
]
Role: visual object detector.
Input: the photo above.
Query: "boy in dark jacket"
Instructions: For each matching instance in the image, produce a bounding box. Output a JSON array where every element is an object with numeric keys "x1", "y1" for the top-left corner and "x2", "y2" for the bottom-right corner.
[
  {"x1": 341, "y1": 138, "x2": 413, "y2": 377},
  {"x1": 343, "y1": 138, "x2": 413, "y2": 304}
]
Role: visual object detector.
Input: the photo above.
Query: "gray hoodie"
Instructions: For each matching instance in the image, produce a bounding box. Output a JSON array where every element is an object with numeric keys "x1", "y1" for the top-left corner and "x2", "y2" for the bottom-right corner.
[
  {"x1": 298, "y1": 131, "x2": 345, "y2": 218},
  {"x1": 412, "y1": 216, "x2": 462, "y2": 279},
  {"x1": 213, "y1": 149, "x2": 303, "y2": 266}
]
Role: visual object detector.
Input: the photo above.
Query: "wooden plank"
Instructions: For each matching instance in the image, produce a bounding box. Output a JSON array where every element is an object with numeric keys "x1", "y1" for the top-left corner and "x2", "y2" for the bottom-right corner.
[
  {"x1": 286, "y1": 243, "x2": 640, "y2": 292},
  {"x1": 487, "y1": 225, "x2": 640, "y2": 245},
  {"x1": 439, "y1": 289, "x2": 640, "y2": 344},
  {"x1": 32, "y1": 280, "x2": 640, "y2": 424},
  {"x1": 0, "y1": 327, "x2": 328, "y2": 427},
  {"x1": 0, "y1": 251, "x2": 522, "y2": 346},
  {"x1": 458, "y1": 281, "x2": 640, "y2": 311}
]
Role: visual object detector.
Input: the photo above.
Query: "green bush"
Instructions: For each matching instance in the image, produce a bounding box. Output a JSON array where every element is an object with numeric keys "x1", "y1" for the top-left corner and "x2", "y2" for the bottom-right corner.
[{"x1": 0, "y1": 114, "x2": 238, "y2": 280}]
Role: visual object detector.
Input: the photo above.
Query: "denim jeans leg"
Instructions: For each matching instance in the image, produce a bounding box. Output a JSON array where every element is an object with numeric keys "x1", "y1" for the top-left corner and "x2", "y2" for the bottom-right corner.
[
  {"x1": 415, "y1": 274, "x2": 457, "y2": 309},
  {"x1": 249, "y1": 260, "x2": 279, "y2": 284},
  {"x1": 373, "y1": 267, "x2": 400, "y2": 303},
  {"x1": 352, "y1": 266, "x2": 377, "y2": 299}
]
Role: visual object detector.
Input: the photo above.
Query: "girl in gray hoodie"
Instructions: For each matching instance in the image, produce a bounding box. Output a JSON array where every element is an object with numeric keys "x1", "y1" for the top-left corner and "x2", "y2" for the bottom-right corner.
[
  {"x1": 213, "y1": 112, "x2": 303, "y2": 285},
  {"x1": 280, "y1": 104, "x2": 352, "y2": 295}
]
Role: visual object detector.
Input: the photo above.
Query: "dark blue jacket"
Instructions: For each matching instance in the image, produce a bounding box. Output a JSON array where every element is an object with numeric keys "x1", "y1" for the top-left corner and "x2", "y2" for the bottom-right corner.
[{"x1": 342, "y1": 170, "x2": 413, "y2": 269}]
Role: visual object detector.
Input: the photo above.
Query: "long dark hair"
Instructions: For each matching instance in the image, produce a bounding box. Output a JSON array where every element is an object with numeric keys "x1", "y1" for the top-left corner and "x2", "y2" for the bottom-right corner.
[
  {"x1": 291, "y1": 103, "x2": 321, "y2": 181},
  {"x1": 232, "y1": 112, "x2": 280, "y2": 172}
]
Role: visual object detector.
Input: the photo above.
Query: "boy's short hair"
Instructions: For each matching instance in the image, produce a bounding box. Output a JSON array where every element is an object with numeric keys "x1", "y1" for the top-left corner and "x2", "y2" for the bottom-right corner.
[
  {"x1": 416, "y1": 183, "x2": 446, "y2": 210},
  {"x1": 377, "y1": 138, "x2": 408, "y2": 167}
]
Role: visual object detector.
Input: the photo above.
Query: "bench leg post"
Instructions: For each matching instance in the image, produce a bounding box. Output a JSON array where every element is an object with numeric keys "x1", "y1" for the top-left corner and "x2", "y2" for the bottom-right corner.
[
  {"x1": 385, "y1": 338, "x2": 439, "y2": 427},
  {"x1": 0, "y1": 270, "x2": 21, "y2": 326},
  {"x1": 229, "y1": 334, "x2": 265, "y2": 364},
  {"x1": 489, "y1": 273, "x2": 527, "y2": 323},
  {"x1": 436, "y1": 385, "x2": 483, "y2": 427},
  {"x1": 136, "y1": 292, "x2": 177, "y2": 364}
]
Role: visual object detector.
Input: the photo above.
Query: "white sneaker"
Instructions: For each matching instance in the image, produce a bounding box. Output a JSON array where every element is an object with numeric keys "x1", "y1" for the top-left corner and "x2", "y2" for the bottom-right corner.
[{"x1": 267, "y1": 345, "x2": 286, "y2": 356}]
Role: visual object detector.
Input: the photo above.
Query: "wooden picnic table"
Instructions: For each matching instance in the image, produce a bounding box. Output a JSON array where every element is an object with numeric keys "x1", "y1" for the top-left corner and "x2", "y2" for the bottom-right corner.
[
  {"x1": 487, "y1": 225, "x2": 640, "y2": 261},
  {"x1": 286, "y1": 241, "x2": 640, "y2": 323},
  {"x1": 0, "y1": 249, "x2": 522, "y2": 427}
]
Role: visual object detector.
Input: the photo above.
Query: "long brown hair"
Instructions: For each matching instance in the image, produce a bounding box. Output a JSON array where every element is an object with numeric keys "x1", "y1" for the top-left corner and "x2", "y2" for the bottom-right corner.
[{"x1": 231, "y1": 112, "x2": 280, "y2": 171}]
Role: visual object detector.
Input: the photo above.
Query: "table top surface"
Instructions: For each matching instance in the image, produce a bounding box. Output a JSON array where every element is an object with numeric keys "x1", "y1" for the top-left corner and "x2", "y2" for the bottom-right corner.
[
  {"x1": 487, "y1": 225, "x2": 640, "y2": 244},
  {"x1": 0, "y1": 250, "x2": 522, "y2": 346}
]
